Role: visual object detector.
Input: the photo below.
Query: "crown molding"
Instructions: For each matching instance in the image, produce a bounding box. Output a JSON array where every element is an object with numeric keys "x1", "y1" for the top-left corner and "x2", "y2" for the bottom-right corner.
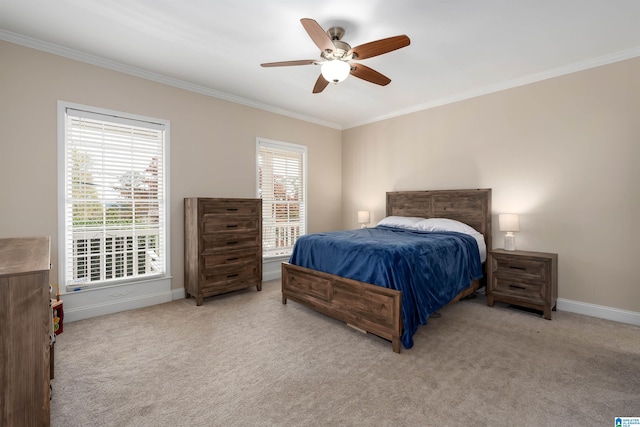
[
  {"x1": 4, "y1": 29, "x2": 639, "y2": 132},
  {"x1": 344, "y1": 45, "x2": 640, "y2": 129},
  {"x1": 0, "y1": 30, "x2": 343, "y2": 130}
]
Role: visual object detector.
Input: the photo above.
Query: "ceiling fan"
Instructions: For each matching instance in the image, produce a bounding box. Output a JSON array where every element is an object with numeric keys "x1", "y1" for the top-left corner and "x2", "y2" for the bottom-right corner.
[{"x1": 261, "y1": 18, "x2": 410, "y2": 93}]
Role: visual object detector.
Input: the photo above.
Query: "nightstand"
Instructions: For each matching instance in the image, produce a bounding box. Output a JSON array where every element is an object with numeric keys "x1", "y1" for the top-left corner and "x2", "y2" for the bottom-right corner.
[{"x1": 486, "y1": 249, "x2": 558, "y2": 319}]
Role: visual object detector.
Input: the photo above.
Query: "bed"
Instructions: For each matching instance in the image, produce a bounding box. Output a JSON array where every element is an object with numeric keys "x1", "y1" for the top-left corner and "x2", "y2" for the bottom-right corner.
[{"x1": 281, "y1": 188, "x2": 492, "y2": 353}]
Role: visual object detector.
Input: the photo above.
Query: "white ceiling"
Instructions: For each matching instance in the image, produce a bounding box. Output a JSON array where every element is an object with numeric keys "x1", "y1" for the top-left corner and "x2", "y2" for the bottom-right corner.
[{"x1": 2, "y1": 0, "x2": 640, "y2": 129}]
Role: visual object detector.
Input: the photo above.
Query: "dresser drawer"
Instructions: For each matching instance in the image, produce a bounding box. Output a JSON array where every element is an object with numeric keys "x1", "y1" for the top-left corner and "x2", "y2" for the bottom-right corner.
[
  {"x1": 201, "y1": 264, "x2": 260, "y2": 290},
  {"x1": 491, "y1": 276, "x2": 545, "y2": 302},
  {"x1": 201, "y1": 233, "x2": 260, "y2": 252},
  {"x1": 200, "y1": 199, "x2": 260, "y2": 216},
  {"x1": 493, "y1": 256, "x2": 547, "y2": 280},
  {"x1": 201, "y1": 216, "x2": 259, "y2": 234},
  {"x1": 201, "y1": 248, "x2": 259, "y2": 273}
]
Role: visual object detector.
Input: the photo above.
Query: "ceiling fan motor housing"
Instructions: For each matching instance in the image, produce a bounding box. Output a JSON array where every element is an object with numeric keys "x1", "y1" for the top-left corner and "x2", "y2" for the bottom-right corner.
[
  {"x1": 322, "y1": 27, "x2": 352, "y2": 61},
  {"x1": 322, "y1": 40, "x2": 352, "y2": 61}
]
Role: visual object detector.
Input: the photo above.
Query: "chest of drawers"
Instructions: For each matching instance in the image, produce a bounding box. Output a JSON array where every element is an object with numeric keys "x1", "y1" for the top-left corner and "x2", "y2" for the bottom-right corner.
[
  {"x1": 184, "y1": 198, "x2": 262, "y2": 305},
  {"x1": 486, "y1": 249, "x2": 558, "y2": 319}
]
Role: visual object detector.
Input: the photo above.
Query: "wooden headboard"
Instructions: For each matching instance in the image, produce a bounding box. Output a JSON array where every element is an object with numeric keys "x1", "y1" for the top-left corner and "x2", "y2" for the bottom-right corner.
[{"x1": 386, "y1": 188, "x2": 492, "y2": 252}]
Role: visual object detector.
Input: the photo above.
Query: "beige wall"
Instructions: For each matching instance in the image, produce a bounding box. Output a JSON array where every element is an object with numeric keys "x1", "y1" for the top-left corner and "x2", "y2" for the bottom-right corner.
[
  {"x1": 342, "y1": 56, "x2": 640, "y2": 312},
  {"x1": 0, "y1": 41, "x2": 342, "y2": 291},
  {"x1": 3, "y1": 39, "x2": 639, "y2": 315}
]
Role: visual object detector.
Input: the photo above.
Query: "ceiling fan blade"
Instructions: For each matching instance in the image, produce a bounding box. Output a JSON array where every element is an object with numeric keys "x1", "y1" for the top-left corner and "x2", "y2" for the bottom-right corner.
[
  {"x1": 349, "y1": 63, "x2": 391, "y2": 86},
  {"x1": 348, "y1": 35, "x2": 410, "y2": 60},
  {"x1": 261, "y1": 60, "x2": 316, "y2": 67},
  {"x1": 312, "y1": 74, "x2": 329, "y2": 93},
  {"x1": 301, "y1": 18, "x2": 335, "y2": 53}
]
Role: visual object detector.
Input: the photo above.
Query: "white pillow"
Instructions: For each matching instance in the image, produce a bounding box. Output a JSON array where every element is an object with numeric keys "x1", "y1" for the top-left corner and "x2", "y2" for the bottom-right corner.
[
  {"x1": 416, "y1": 218, "x2": 478, "y2": 235},
  {"x1": 376, "y1": 216, "x2": 426, "y2": 230},
  {"x1": 417, "y1": 218, "x2": 487, "y2": 262}
]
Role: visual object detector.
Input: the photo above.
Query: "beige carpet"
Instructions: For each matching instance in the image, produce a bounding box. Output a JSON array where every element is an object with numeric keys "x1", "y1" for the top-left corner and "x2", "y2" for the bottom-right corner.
[{"x1": 51, "y1": 279, "x2": 640, "y2": 426}]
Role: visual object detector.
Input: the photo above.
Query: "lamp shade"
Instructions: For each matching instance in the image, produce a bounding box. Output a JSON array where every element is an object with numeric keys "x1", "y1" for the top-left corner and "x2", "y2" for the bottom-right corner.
[
  {"x1": 321, "y1": 60, "x2": 350, "y2": 83},
  {"x1": 499, "y1": 214, "x2": 520, "y2": 232},
  {"x1": 357, "y1": 210, "x2": 370, "y2": 224}
]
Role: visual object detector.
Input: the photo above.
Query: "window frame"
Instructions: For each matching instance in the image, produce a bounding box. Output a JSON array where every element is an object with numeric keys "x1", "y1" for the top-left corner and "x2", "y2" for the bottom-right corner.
[
  {"x1": 256, "y1": 137, "x2": 307, "y2": 259},
  {"x1": 57, "y1": 101, "x2": 170, "y2": 291}
]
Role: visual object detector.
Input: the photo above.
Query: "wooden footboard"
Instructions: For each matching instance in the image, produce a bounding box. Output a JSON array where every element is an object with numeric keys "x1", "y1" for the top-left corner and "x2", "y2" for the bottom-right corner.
[
  {"x1": 282, "y1": 262, "x2": 482, "y2": 353},
  {"x1": 281, "y1": 262, "x2": 403, "y2": 353}
]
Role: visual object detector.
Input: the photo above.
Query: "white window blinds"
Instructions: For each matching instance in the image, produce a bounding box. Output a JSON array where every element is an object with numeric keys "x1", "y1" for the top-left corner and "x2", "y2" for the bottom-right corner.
[
  {"x1": 257, "y1": 138, "x2": 306, "y2": 257},
  {"x1": 60, "y1": 106, "x2": 168, "y2": 289}
]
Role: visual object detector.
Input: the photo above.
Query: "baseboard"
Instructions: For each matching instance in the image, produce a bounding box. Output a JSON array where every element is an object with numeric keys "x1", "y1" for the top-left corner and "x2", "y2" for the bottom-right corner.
[
  {"x1": 262, "y1": 256, "x2": 287, "y2": 282},
  {"x1": 61, "y1": 275, "x2": 639, "y2": 329},
  {"x1": 172, "y1": 287, "x2": 186, "y2": 300},
  {"x1": 263, "y1": 270, "x2": 281, "y2": 282},
  {"x1": 61, "y1": 277, "x2": 172, "y2": 322},
  {"x1": 557, "y1": 298, "x2": 640, "y2": 327}
]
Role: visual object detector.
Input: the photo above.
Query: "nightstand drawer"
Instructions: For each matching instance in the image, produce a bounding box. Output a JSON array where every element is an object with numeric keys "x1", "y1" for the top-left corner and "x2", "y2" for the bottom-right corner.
[
  {"x1": 493, "y1": 257, "x2": 547, "y2": 279},
  {"x1": 491, "y1": 276, "x2": 545, "y2": 302}
]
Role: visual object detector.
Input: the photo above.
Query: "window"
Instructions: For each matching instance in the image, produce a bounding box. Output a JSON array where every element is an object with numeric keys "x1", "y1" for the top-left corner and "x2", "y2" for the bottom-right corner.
[
  {"x1": 58, "y1": 102, "x2": 169, "y2": 290},
  {"x1": 257, "y1": 138, "x2": 306, "y2": 257}
]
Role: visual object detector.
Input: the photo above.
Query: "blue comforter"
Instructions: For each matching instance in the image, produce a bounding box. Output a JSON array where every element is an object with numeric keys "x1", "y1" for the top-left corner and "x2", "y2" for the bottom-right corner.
[{"x1": 288, "y1": 226, "x2": 483, "y2": 349}]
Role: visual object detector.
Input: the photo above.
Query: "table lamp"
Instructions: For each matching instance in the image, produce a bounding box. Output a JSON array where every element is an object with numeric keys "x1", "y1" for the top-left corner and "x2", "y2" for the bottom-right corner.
[
  {"x1": 499, "y1": 213, "x2": 520, "y2": 251},
  {"x1": 357, "y1": 210, "x2": 370, "y2": 229}
]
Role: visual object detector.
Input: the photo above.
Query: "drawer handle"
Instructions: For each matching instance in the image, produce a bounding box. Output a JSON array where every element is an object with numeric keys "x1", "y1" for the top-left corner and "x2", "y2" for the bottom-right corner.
[
  {"x1": 226, "y1": 224, "x2": 239, "y2": 228},
  {"x1": 227, "y1": 274, "x2": 238, "y2": 278},
  {"x1": 226, "y1": 208, "x2": 238, "y2": 212},
  {"x1": 509, "y1": 266, "x2": 526, "y2": 270},
  {"x1": 226, "y1": 241, "x2": 238, "y2": 245},
  {"x1": 508, "y1": 284, "x2": 526, "y2": 290},
  {"x1": 227, "y1": 257, "x2": 239, "y2": 261}
]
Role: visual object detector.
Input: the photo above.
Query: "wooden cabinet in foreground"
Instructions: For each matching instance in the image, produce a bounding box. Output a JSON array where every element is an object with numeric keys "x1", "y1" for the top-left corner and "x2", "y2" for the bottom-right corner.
[
  {"x1": 184, "y1": 198, "x2": 262, "y2": 306},
  {"x1": 487, "y1": 249, "x2": 558, "y2": 320},
  {"x1": 0, "y1": 236, "x2": 51, "y2": 426}
]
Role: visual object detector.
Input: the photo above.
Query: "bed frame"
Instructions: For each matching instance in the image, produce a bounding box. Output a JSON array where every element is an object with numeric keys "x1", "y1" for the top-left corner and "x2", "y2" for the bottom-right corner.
[{"x1": 281, "y1": 188, "x2": 492, "y2": 353}]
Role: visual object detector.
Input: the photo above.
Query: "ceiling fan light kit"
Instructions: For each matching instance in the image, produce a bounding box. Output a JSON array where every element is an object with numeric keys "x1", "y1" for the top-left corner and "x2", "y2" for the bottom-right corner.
[
  {"x1": 321, "y1": 60, "x2": 351, "y2": 83},
  {"x1": 261, "y1": 18, "x2": 410, "y2": 93}
]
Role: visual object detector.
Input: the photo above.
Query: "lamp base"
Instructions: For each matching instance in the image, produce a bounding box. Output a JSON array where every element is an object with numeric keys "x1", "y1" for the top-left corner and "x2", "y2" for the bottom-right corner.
[{"x1": 504, "y1": 233, "x2": 516, "y2": 251}]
